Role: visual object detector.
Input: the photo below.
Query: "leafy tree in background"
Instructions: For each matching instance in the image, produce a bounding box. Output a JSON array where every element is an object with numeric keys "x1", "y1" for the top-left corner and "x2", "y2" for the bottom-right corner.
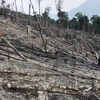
[
  {"x1": 83, "y1": 15, "x2": 89, "y2": 32},
  {"x1": 48, "y1": 17, "x2": 56, "y2": 25},
  {"x1": 91, "y1": 15, "x2": 98, "y2": 33},
  {"x1": 75, "y1": 12, "x2": 83, "y2": 19},
  {"x1": 69, "y1": 17, "x2": 78, "y2": 29},
  {"x1": 75, "y1": 12, "x2": 89, "y2": 31},
  {"x1": 87, "y1": 22, "x2": 93, "y2": 33},
  {"x1": 97, "y1": 17, "x2": 100, "y2": 33},
  {"x1": 75, "y1": 12, "x2": 83, "y2": 30},
  {"x1": 91, "y1": 15, "x2": 100, "y2": 33}
]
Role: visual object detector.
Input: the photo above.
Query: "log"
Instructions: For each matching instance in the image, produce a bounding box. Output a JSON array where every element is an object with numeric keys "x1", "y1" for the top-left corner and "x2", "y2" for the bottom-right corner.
[
  {"x1": 3, "y1": 82, "x2": 82, "y2": 96},
  {"x1": 0, "y1": 27, "x2": 3, "y2": 37},
  {"x1": 91, "y1": 93, "x2": 100, "y2": 100},
  {"x1": 98, "y1": 57, "x2": 100, "y2": 67},
  {"x1": 0, "y1": 52, "x2": 21, "y2": 61},
  {"x1": 1, "y1": 37, "x2": 28, "y2": 61}
]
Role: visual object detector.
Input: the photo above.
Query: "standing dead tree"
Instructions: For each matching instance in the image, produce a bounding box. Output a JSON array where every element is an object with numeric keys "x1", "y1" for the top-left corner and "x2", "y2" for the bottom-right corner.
[
  {"x1": 14, "y1": 0, "x2": 18, "y2": 22},
  {"x1": 37, "y1": 0, "x2": 43, "y2": 21},
  {"x1": 21, "y1": 0, "x2": 24, "y2": 13},
  {"x1": 55, "y1": 0, "x2": 64, "y2": 12},
  {"x1": 42, "y1": 7, "x2": 51, "y2": 28},
  {"x1": 55, "y1": 0, "x2": 64, "y2": 28},
  {"x1": 28, "y1": 3, "x2": 31, "y2": 25},
  {"x1": 29, "y1": 0, "x2": 47, "y2": 52}
]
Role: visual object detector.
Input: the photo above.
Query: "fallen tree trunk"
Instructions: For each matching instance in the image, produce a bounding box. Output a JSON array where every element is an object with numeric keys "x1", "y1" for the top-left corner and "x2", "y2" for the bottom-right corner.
[
  {"x1": 1, "y1": 37, "x2": 28, "y2": 61},
  {"x1": 0, "y1": 52, "x2": 22, "y2": 61}
]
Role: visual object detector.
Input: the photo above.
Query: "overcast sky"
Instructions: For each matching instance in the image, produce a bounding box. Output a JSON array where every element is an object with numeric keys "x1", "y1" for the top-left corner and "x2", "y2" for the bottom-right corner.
[{"x1": 3, "y1": 0, "x2": 87, "y2": 19}]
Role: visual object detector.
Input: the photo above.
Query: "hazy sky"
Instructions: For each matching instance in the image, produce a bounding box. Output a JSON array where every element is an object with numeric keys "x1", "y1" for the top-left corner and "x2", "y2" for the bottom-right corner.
[{"x1": 4, "y1": 0, "x2": 87, "y2": 18}]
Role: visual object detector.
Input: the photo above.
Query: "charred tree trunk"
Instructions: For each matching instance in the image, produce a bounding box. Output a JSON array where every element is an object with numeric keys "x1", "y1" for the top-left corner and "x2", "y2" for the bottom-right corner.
[
  {"x1": 98, "y1": 57, "x2": 100, "y2": 67},
  {"x1": 28, "y1": 4, "x2": 31, "y2": 25},
  {"x1": 21, "y1": 0, "x2": 24, "y2": 13},
  {"x1": 29, "y1": 0, "x2": 47, "y2": 52},
  {"x1": 14, "y1": 0, "x2": 18, "y2": 22},
  {"x1": 1, "y1": 37, "x2": 28, "y2": 61}
]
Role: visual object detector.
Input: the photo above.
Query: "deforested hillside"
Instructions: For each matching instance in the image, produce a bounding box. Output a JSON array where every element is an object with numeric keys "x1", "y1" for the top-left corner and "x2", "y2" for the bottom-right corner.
[{"x1": 0, "y1": 7, "x2": 100, "y2": 100}]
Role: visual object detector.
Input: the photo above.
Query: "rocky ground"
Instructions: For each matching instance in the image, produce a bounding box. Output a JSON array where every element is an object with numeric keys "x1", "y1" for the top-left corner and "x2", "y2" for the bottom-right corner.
[{"x1": 0, "y1": 15, "x2": 100, "y2": 100}]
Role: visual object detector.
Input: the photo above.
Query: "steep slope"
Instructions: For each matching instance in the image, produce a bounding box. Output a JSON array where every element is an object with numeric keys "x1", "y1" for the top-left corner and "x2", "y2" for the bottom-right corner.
[
  {"x1": 0, "y1": 10, "x2": 100, "y2": 99},
  {"x1": 68, "y1": 0, "x2": 100, "y2": 19}
]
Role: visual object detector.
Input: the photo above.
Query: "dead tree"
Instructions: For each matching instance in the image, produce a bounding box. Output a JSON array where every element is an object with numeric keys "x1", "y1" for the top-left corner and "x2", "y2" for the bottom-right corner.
[
  {"x1": 42, "y1": 7, "x2": 51, "y2": 28},
  {"x1": 35, "y1": 36, "x2": 48, "y2": 51},
  {"x1": 55, "y1": 0, "x2": 64, "y2": 28},
  {"x1": 29, "y1": 0, "x2": 47, "y2": 52},
  {"x1": 21, "y1": 0, "x2": 24, "y2": 13},
  {"x1": 11, "y1": 2, "x2": 14, "y2": 11},
  {"x1": 14, "y1": 0, "x2": 18, "y2": 22},
  {"x1": 1, "y1": 37, "x2": 28, "y2": 61},
  {"x1": 57, "y1": 11, "x2": 65, "y2": 28},
  {"x1": 91, "y1": 78, "x2": 96, "y2": 92},
  {"x1": 98, "y1": 57, "x2": 100, "y2": 67},
  {"x1": 28, "y1": 4, "x2": 31, "y2": 25},
  {"x1": 37, "y1": 0, "x2": 43, "y2": 21}
]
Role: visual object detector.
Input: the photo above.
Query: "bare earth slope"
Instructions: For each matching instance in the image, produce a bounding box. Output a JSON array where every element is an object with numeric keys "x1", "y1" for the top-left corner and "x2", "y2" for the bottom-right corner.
[{"x1": 0, "y1": 16, "x2": 100, "y2": 100}]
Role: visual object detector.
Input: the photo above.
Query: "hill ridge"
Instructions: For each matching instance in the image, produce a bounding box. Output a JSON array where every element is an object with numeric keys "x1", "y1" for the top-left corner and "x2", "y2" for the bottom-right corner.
[{"x1": 68, "y1": 0, "x2": 100, "y2": 19}]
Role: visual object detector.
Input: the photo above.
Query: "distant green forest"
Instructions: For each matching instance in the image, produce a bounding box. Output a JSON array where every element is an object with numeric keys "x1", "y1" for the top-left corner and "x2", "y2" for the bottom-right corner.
[{"x1": 45, "y1": 12, "x2": 100, "y2": 34}]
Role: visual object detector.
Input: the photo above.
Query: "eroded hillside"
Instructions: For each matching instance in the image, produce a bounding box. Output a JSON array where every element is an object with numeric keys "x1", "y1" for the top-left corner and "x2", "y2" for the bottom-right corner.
[{"x1": 0, "y1": 14, "x2": 100, "y2": 100}]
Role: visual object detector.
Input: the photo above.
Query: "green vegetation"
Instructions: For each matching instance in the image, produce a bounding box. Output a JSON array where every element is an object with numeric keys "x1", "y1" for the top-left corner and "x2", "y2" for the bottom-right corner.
[
  {"x1": 1, "y1": 0, "x2": 100, "y2": 34},
  {"x1": 47, "y1": 12, "x2": 100, "y2": 34}
]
